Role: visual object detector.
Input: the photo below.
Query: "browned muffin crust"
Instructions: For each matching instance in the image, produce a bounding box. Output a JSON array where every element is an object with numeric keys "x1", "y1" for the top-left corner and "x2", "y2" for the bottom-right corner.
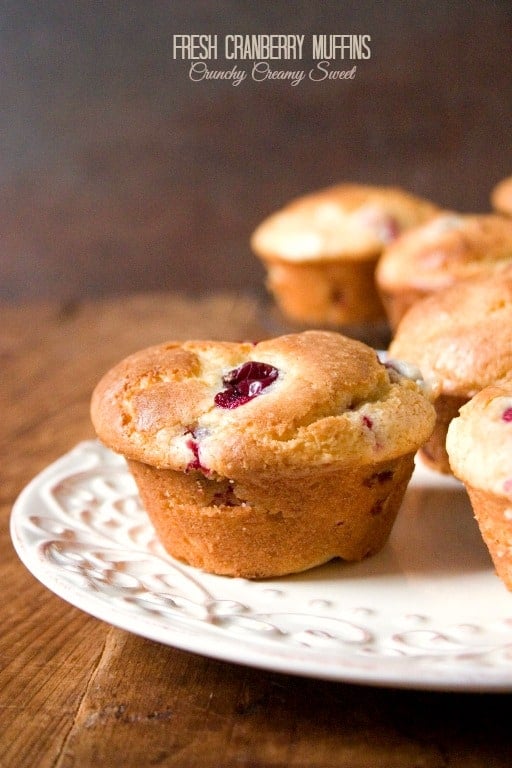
[
  {"x1": 389, "y1": 269, "x2": 512, "y2": 472},
  {"x1": 91, "y1": 331, "x2": 435, "y2": 576},
  {"x1": 377, "y1": 212, "x2": 512, "y2": 329},
  {"x1": 251, "y1": 183, "x2": 438, "y2": 325},
  {"x1": 92, "y1": 331, "x2": 434, "y2": 476}
]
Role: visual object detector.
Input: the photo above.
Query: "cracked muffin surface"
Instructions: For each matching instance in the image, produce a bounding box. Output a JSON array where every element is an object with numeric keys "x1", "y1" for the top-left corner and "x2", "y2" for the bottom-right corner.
[
  {"x1": 251, "y1": 184, "x2": 439, "y2": 263},
  {"x1": 389, "y1": 269, "x2": 512, "y2": 473},
  {"x1": 91, "y1": 330, "x2": 435, "y2": 478},
  {"x1": 376, "y1": 212, "x2": 512, "y2": 328}
]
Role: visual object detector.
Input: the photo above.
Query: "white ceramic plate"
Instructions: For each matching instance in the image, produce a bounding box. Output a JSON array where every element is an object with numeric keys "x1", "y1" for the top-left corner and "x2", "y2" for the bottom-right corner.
[{"x1": 10, "y1": 440, "x2": 512, "y2": 691}]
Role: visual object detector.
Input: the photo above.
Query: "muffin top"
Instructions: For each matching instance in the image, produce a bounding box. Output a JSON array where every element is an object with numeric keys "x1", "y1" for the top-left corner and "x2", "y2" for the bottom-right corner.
[
  {"x1": 91, "y1": 331, "x2": 435, "y2": 478},
  {"x1": 491, "y1": 175, "x2": 512, "y2": 217},
  {"x1": 376, "y1": 212, "x2": 512, "y2": 292},
  {"x1": 251, "y1": 184, "x2": 438, "y2": 264},
  {"x1": 389, "y1": 269, "x2": 512, "y2": 398},
  {"x1": 447, "y1": 379, "x2": 512, "y2": 497}
]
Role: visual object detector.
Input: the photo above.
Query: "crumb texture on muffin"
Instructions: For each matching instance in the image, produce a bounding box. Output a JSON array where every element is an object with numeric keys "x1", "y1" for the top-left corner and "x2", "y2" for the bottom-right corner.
[
  {"x1": 377, "y1": 213, "x2": 512, "y2": 292},
  {"x1": 388, "y1": 270, "x2": 512, "y2": 474},
  {"x1": 389, "y1": 270, "x2": 512, "y2": 398},
  {"x1": 91, "y1": 330, "x2": 435, "y2": 479},
  {"x1": 447, "y1": 381, "x2": 512, "y2": 497},
  {"x1": 251, "y1": 184, "x2": 438, "y2": 263},
  {"x1": 127, "y1": 452, "x2": 416, "y2": 577}
]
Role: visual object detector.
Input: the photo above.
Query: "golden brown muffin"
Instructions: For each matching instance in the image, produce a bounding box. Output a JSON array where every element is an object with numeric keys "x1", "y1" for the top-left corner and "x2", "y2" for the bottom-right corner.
[
  {"x1": 447, "y1": 380, "x2": 512, "y2": 590},
  {"x1": 389, "y1": 269, "x2": 512, "y2": 474},
  {"x1": 91, "y1": 331, "x2": 435, "y2": 578},
  {"x1": 376, "y1": 212, "x2": 512, "y2": 330},
  {"x1": 251, "y1": 184, "x2": 438, "y2": 327},
  {"x1": 491, "y1": 175, "x2": 512, "y2": 217}
]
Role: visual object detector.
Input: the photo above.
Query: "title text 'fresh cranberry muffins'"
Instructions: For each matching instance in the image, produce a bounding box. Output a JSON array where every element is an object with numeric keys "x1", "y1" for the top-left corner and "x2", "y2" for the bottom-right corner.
[
  {"x1": 447, "y1": 380, "x2": 512, "y2": 591},
  {"x1": 389, "y1": 269, "x2": 512, "y2": 474},
  {"x1": 251, "y1": 184, "x2": 438, "y2": 328},
  {"x1": 91, "y1": 331, "x2": 435, "y2": 578},
  {"x1": 491, "y1": 175, "x2": 512, "y2": 217},
  {"x1": 376, "y1": 212, "x2": 512, "y2": 330}
]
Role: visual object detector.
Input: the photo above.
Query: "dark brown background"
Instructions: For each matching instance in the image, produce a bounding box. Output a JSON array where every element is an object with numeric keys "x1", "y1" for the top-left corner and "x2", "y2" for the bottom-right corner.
[
  {"x1": 3, "y1": 7, "x2": 512, "y2": 762},
  {"x1": 1, "y1": 0, "x2": 511, "y2": 302}
]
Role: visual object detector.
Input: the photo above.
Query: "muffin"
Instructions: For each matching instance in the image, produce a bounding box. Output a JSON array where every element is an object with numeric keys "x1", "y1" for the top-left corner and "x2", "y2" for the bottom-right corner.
[
  {"x1": 447, "y1": 380, "x2": 512, "y2": 590},
  {"x1": 376, "y1": 212, "x2": 512, "y2": 330},
  {"x1": 91, "y1": 331, "x2": 435, "y2": 578},
  {"x1": 251, "y1": 184, "x2": 438, "y2": 327},
  {"x1": 389, "y1": 269, "x2": 512, "y2": 474},
  {"x1": 491, "y1": 175, "x2": 512, "y2": 217}
]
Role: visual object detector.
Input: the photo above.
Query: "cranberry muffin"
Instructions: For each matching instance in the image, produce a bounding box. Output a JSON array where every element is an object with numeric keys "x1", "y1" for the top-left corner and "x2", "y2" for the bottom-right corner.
[
  {"x1": 91, "y1": 331, "x2": 435, "y2": 578},
  {"x1": 389, "y1": 269, "x2": 512, "y2": 474},
  {"x1": 376, "y1": 212, "x2": 512, "y2": 330},
  {"x1": 251, "y1": 184, "x2": 438, "y2": 327},
  {"x1": 447, "y1": 380, "x2": 512, "y2": 590}
]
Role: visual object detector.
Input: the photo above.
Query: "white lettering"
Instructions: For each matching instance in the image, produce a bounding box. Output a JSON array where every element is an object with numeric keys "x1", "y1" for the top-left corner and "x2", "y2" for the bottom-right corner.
[
  {"x1": 252, "y1": 61, "x2": 305, "y2": 86},
  {"x1": 225, "y1": 34, "x2": 305, "y2": 60},
  {"x1": 311, "y1": 35, "x2": 371, "y2": 60},
  {"x1": 173, "y1": 34, "x2": 218, "y2": 60},
  {"x1": 188, "y1": 61, "x2": 247, "y2": 86},
  {"x1": 309, "y1": 61, "x2": 357, "y2": 81}
]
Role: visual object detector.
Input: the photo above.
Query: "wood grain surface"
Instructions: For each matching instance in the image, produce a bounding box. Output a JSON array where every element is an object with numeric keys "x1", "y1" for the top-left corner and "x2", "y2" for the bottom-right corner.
[{"x1": 2, "y1": 293, "x2": 512, "y2": 768}]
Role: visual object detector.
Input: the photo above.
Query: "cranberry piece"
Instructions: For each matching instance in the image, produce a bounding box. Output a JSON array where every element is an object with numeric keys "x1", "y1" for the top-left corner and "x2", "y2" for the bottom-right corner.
[
  {"x1": 503, "y1": 478, "x2": 512, "y2": 493},
  {"x1": 185, "y1": 428, "x2": 211, "y2": 473},
  {"x1": 330, "y1": 288, "x2": 344, "y2": 305},
  {"x1": 212, "y1": 486, "x2": 241, "y2": 507},
  {"x1": 363, "y1": 470, "x2": 394, "y2": 488},
  {"x1": 362, "y1": 415, "x2": 373, "y2": 430},
  {"x1": 185, "y1": 437, "x2": 201, "y2": 471},
  {"x1": 369, "y1": 498, "x2": 386, "y2": 516},
  {"x1": 502, "y1": 407, "x2": 512, "y2": 422},
  {"x1": 381, "y1": 215, "x2": 400, "y2": 243},
  {"x1": 214, "y1": 361, "x2": 279, "y2": 409},
  {"x1": 359, "y1": 207, "x2": 400, "y2": 243}
]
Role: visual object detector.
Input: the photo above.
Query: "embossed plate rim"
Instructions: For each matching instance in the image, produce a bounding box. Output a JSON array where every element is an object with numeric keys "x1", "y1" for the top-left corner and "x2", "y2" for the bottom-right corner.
[{"x1": 10, "y1": 440, "x2": 512, "y2": 692}]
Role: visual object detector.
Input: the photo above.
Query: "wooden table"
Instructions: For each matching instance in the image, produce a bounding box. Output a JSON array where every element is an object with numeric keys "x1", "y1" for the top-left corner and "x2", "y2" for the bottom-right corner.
[{"x1": 2, "y1": 292, "x2": 512, "y2": 767}]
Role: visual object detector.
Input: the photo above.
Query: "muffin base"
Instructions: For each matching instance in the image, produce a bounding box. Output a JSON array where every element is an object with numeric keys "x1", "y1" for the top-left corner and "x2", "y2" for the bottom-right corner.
[
  {"x1": 263, "y1": 257, "x2": 386, "y2": 326},
  {"x1": 128, "y1": 454, "x2": 416, "y2": 578},
  {"x1": 465, "y1": 484, "x2": 512, "y2": 591},
  {"x1": 419, "y1": 394, "x2": 468, "y2": 475}
]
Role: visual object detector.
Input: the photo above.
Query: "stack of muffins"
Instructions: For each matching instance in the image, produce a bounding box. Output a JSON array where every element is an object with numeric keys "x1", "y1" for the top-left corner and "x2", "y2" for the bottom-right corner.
[
  {"x1": 91, "y1": 175, "x2": 512, "y2": 588},
  {"x1": 250, "y1": 176, "x2": 512, "y2": 590}
]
